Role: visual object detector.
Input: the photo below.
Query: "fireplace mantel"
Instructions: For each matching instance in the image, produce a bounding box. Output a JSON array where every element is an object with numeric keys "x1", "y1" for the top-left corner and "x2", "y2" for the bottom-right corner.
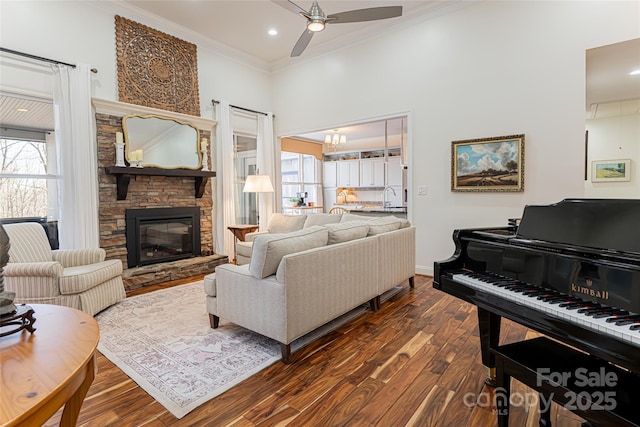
[
  {"x1": 92, "y1": 98, "x2": 216, "y2": 130},
  {"x1": 105, "y1": 166, "x2": 215, "y2": 200}
]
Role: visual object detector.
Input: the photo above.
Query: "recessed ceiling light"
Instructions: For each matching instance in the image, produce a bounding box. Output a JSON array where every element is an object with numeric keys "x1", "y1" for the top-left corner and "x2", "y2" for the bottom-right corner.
[
  {"x1": 268, "y1": 29, "x2": 278, "y2": 36},
  {"x1": 630, "y1": 69, "x2": 640, "y2": 75},
  {"x1": 16, "y1": 108, "x2": 29, "y2": 112}
]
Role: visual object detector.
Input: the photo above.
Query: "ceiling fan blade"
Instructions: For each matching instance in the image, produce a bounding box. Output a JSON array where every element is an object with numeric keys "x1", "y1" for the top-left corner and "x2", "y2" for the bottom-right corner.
[
  {"x1": 272, "y1": 0, "x2": 307, "y2": 15},
  {"x1": 327, "y1": 6, "x2": 402, "y2": 24},
  {"x1": 291, "y1": 29, "x2": 314, "y2": 57}
]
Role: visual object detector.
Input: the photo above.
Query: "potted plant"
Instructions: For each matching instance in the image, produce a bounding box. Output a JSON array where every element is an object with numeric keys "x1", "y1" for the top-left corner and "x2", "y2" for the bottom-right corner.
[{"x1": 289, "y1": 197, "x2": 303, "y2": 207}]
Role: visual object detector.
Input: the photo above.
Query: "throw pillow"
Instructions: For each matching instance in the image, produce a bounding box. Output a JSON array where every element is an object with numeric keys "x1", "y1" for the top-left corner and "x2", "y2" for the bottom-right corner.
[
  {"x1": 249, "y1": 226, "x2": 328, "y2": 279},
  {"x1": 324, "y1": 221, "x2": 370, "y2": 244},
  {"x1": 340, "y1": 213, "x2": 371, "y2": 223},
  {"x1": 268, "y1": 213, "x2": 307, "y2": 234},
  {"x1": 367, "y1": 216, "x2": 402, "y2": 235},
  {"x1": 303, "y1": 214, "x2": 342, "y2": 228}
]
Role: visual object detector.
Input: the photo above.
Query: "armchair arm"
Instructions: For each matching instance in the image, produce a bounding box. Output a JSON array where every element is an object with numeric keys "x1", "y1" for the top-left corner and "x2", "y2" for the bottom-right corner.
[
  {"x1": 4, "y1": 262, "x2": 63, "y2": 278},
  {"x1": 52, "y1": 248, "x2": 106, "y2": 267},
  {"x1": 244, "y1": 231, "x2": 269, "y2": 243}
]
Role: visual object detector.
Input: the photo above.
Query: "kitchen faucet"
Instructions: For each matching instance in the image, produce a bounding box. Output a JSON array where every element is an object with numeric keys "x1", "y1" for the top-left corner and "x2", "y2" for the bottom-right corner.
[{"x1": 383, "y1": 186, "x2": 397, "y2": 208}]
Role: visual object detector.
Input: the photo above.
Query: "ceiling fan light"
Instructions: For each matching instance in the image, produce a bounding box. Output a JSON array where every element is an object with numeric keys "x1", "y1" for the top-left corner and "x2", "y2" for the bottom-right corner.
[{"x1": 307, "y1": 20, "x2": 325, "y2": 32}]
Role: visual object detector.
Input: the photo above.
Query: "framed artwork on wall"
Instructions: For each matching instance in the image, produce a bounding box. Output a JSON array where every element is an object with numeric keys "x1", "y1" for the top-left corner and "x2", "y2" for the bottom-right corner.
[
  {"x1": 451, "y1": 134, "x2": 525, "y2": 192},
  {"x1": 591, "y1": 159, "x2": 631, "y2": 182},
  {"x1": 115, "y1": 15, "x2": 201, "y2": 117}
]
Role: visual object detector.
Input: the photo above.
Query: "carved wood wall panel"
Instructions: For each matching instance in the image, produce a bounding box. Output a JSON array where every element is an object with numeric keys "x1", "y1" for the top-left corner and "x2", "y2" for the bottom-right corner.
[{"x1": 115, "y1": 16, "x2": 200, "y2": 117}]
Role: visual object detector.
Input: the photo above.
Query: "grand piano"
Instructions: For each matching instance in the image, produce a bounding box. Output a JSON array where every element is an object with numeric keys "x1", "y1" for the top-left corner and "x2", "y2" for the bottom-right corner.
[{"x1": 434, "y1": 199, "x2": 640, "y2": 386}]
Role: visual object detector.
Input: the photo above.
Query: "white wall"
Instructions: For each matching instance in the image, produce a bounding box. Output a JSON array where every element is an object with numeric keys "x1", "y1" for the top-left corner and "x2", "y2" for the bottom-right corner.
[
  {"x1": 2, "y1": 1, "x2": 639, "y2": 275},
  {"x1": 272, "y1": 1, "x2": 640, "y2": 275},
  {"x1": 586, "y1": 113, "x2": 640, "y2": 197},
  {"x1": 0, "y1": 1, "x2": 272, "y2": 116}
]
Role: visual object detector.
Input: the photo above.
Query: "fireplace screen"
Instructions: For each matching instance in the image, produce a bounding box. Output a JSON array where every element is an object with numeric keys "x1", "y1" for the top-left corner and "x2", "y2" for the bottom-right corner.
[{"x1": 126, "y1": 207, "x2": 200, "y2": 268}]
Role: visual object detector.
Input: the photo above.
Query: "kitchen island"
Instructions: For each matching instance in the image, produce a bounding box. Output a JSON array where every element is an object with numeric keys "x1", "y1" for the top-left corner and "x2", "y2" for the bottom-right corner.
[{"x1": 344, "y1": 206, "x2": 407, "y2": 219}]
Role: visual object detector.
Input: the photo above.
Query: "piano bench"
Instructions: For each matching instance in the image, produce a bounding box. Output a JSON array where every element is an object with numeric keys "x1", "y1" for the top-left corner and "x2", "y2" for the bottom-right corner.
[{"x1": 491, "y1": 337, "x2": 639, "y2": 427}]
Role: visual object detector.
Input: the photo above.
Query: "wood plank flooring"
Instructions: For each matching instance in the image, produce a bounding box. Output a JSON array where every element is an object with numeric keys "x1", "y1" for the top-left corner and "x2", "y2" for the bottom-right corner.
[{"x1": 44, "y1": 275, "x2": 589, "y2": 427}]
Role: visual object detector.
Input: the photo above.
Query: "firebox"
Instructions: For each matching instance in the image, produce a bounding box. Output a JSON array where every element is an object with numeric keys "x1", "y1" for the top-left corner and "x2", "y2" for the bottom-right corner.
[{"x1": 126, "y1": 207, "x2": 201, "y2": 268}]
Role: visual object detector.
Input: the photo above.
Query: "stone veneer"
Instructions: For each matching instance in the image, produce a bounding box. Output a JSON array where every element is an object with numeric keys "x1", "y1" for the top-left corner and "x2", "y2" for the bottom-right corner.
[{"x1": 96, "y1": 113, "x2": 227, "y2": 290}]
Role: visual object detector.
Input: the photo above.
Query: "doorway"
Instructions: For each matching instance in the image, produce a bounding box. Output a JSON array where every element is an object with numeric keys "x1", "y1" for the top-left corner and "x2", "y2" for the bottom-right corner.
[{"x1": 285, "y1": 114, "x2": 410, "y2": 214}]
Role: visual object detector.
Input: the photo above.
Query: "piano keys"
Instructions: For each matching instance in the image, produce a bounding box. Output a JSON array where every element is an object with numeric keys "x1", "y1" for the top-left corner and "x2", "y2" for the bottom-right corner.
[{"x1": 433, "y1": 199, "x2": 640, "y2": 381}]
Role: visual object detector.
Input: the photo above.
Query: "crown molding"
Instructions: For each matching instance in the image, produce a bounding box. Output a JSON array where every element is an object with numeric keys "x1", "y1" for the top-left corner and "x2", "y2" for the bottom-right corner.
[{"x1": 95, "y1": 1, "x2": 270, "y2": 73}]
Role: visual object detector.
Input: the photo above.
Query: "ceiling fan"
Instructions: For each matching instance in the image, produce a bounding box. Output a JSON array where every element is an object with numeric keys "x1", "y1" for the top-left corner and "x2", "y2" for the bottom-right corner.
[{"x1": 274, "y1": 0, "x2": 403, "y2": 57}]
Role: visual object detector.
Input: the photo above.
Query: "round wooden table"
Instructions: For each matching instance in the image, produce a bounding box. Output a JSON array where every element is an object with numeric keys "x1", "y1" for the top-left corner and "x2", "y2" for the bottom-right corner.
[{"x1": 0, "y1": 304, "x2": 99, "y2": 427}]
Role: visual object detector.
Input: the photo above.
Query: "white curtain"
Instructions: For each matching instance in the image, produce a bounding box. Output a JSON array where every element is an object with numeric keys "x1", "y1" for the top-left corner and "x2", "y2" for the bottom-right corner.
[
  {"x1": 256, "y1": 113, "x2": 276, "y2": 230},
  {"x1": 215, "y1": 101, "x2": 235, "y2": 258},
  {"x1": 52, "y1": 64, "x2": 99, "y2": 249}
]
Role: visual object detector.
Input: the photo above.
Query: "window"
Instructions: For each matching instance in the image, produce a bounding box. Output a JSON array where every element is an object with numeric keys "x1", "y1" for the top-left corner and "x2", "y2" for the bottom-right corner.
[
  {"x1": 0, "y1": 132, "x2": 58, "y2": 219},
  {"x1": 1, "y1": 94, "x2": 57, "y2": 220},
  {"x1": 281, "y1": 151, "x2": 322, "y2": 208},
  {"x1": 234, "y1": 134, "x2": 257, "y2": 224}
]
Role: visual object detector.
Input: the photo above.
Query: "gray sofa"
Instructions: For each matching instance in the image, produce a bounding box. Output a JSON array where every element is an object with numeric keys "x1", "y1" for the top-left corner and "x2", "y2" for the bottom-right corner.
[{"x1": 205, "y1": 214, "x2": 415, "y2": 362}]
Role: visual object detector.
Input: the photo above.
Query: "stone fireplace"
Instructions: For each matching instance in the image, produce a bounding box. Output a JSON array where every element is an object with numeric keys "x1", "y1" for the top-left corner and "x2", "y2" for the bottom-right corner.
[{"x1": 94, "y1": 99, "x2": 227, "y2": 291}]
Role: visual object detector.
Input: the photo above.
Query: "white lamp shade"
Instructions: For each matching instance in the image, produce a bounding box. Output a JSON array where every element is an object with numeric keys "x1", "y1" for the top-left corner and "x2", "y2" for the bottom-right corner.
[{"x1": 243, "y1": 174, "x2": 274, "y2": 193}]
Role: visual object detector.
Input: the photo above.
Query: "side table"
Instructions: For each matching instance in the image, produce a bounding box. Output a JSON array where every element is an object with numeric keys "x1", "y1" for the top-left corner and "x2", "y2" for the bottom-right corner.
[
  {"x1": 0, "y1": 304, "x2": 99, "y2": 427},
  {"x1": 228, "y1": 224, "x2": 259, "y2": 263}
]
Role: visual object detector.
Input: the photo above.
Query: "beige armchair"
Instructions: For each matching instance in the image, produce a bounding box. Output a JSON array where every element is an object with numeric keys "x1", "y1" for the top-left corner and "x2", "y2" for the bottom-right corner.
[{"x1": 3, "y1": 222, "x2": 126, "y2": 316}]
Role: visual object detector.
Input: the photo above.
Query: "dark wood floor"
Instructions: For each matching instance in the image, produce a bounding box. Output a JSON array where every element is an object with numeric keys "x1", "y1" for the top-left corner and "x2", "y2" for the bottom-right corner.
[{"x1": 44, "y1": 274, "x2": 588, "y2": 427}]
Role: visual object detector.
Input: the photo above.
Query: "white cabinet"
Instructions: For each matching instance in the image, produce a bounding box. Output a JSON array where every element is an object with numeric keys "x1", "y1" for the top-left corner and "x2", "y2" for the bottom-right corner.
[
  {"x1": 337, "y1": 160, "x2": 359, "y2": 187},
  {"x1": 387, "y1": 156, "x2": 402, "y2": 186},
  {"x1": 323, "y1": 187, "x2": 337, "y2": 211},
  {"x1": 359, "y1": 158, "x2": 385, "y2": 187},
  {"x1": 323, "y1": 161, "x2": 337, "y2": 188}
]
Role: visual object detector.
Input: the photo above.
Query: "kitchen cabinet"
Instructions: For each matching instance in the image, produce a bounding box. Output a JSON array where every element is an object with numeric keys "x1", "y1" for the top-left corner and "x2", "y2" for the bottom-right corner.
[
  {"x1": 323, "y1": 187, "x2": 337, "y2": 211},
  {"x1": 387, "y1": 156, "x2": 402, "y2": 186},
  {"x1": 323, "y1": 161, "x2": 337, "y2": 188},
  {"x1": 359, "y1": 158, "x2": 385, "y2": 187},
  {"x1": 337, "y1": 160, "x2": 359, "y2": 187}
]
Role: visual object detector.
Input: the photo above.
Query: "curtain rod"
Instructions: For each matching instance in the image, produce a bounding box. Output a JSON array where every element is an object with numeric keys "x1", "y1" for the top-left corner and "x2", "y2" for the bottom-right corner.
[
  {"x1": 0, "y1": 47, "x2": 98, "y2": 74},
  {"x1": 211, "y1": 99, "x2": 274, "y2": 117}
]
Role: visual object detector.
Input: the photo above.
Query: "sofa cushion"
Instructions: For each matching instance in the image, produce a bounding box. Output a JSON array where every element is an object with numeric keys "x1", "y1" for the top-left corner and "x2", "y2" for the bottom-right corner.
[
  {"x1": 268, "y1": 213, "x2": 307, "y2": 234},
  {"x1": 340, "y1": 213, "x2": 372, "y2": 223},
  {"x1": 324, "y1": 221, "x2": 370, "y2": 244},
  {"x1": 303, "y1": 213, "x2": 342, "y2": 228},
  {"x1": 249, "y1": 226, "x2": 329, "y2": 279},
  {"x1": 366, "y1": 216, "x2": 403, "y2": 236},
  {"x1": 59, "y1": 259, "x2": 123, "y2": 294}
]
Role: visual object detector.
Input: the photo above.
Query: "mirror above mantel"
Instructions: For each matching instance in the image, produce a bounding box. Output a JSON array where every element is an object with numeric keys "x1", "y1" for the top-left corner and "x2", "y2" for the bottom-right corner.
[
  {"x1": 123, "y1": 114, "x2": 201, "y2": 170},
  {"x1": 93, "y1": 98, "x2": 217, "y2": 200}
]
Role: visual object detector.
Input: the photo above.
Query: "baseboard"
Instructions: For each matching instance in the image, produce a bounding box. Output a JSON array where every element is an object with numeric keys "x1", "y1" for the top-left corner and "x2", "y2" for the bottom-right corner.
[{"x1": 415, "y1": 264, "x2": 433, "y2": 277}]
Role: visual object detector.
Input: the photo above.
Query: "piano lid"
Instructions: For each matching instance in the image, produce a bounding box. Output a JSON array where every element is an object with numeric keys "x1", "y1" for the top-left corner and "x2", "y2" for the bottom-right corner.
[{"x1": 515, "y1": 199, "x2": 640, "y2": 255}]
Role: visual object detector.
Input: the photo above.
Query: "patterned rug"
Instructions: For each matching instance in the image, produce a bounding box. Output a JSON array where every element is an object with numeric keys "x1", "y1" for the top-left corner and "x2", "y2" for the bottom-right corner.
[
  {"x1": 96, "y1": 281, "x2": 382, "y2": 419},
  {"x1": 96, "y1": 282, "x2": 279, "y2": 418}
]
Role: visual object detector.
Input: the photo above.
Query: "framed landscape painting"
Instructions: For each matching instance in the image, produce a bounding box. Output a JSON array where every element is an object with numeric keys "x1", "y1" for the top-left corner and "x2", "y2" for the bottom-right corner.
[
  {"x1": 591, "y1": 159, "x2": 631, "y2": 182},
  {"x1": 451, "y1": 134, "x2": 525, "y2": 192}
]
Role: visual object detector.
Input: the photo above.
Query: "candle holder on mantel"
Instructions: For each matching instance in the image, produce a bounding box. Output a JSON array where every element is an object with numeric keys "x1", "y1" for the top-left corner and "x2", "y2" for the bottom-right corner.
[
  {"x1": 201, "y1": 147, "x2": 209, "y2": 171},
  {"x1": 115, "y1": 142, "x2": 126, "y2": 167},
  {"x1": 0, "y1": 224, "x2": 36, "y2": 337},
  {"x1": 201, "y1": 138, "x2": 209, "y2": 171}
]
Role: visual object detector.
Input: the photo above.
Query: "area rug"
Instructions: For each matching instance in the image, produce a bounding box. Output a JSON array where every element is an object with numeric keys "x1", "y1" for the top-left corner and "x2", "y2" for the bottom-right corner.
[{"x1": 96, "y1": 281, "x2": 395, "y2": 419}]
